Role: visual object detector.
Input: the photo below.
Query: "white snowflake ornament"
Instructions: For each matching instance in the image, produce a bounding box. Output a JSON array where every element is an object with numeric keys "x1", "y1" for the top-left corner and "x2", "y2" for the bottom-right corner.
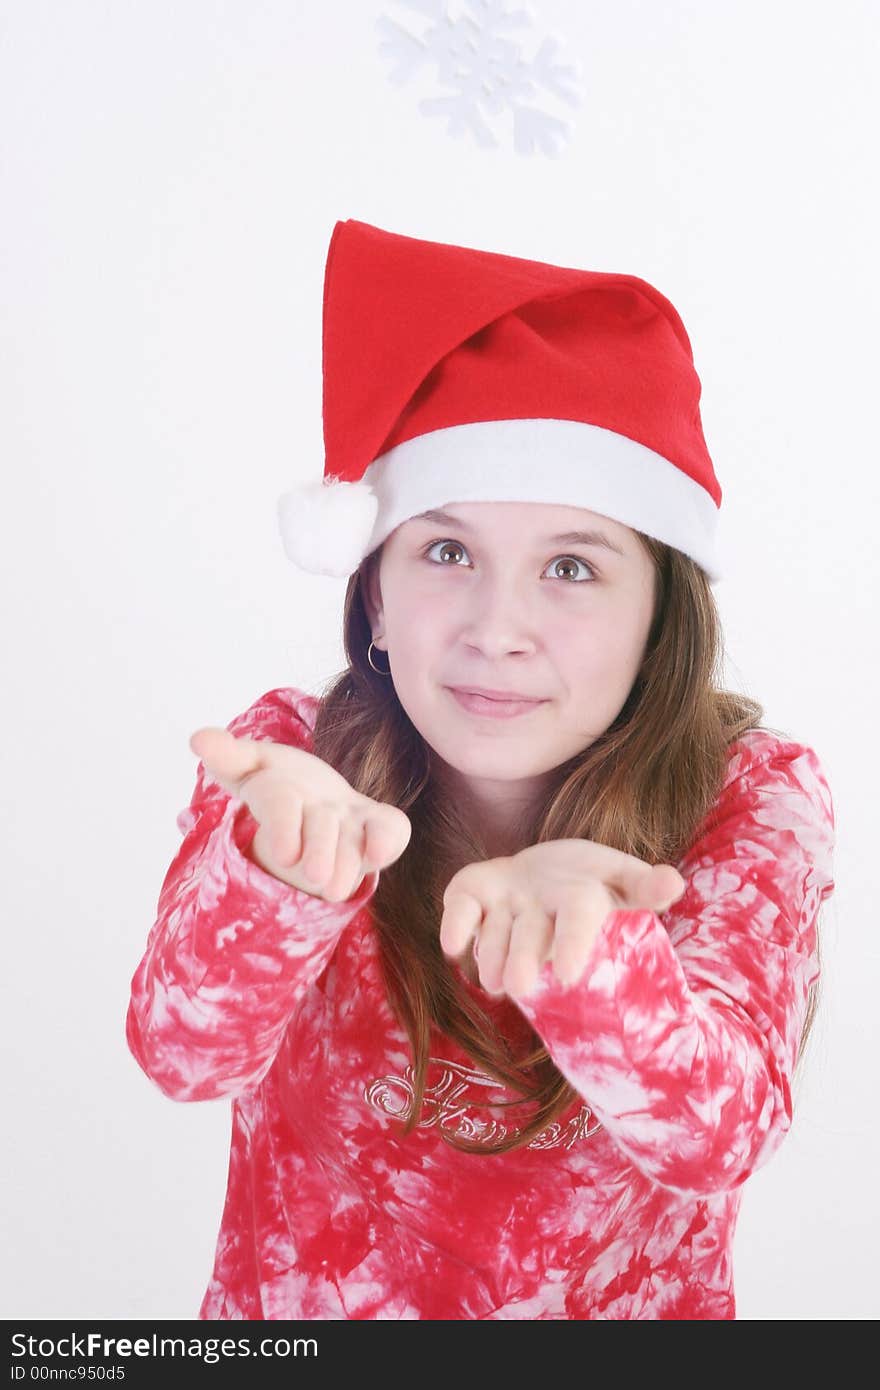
[{"x1": 377, "y1": 0, "x2": 583, "y2": 156}]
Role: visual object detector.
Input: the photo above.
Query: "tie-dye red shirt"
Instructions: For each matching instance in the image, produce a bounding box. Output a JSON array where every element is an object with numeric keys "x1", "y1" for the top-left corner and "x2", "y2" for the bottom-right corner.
[{"x1": 126, "y1": 687, "x2": 835, "y2": 1320}]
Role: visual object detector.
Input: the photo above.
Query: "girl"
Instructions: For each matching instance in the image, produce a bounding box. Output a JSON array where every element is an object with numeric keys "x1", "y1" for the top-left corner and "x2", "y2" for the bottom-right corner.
[{"x1": 126, "y1": 219, "x2": 836, "y2": 1320}]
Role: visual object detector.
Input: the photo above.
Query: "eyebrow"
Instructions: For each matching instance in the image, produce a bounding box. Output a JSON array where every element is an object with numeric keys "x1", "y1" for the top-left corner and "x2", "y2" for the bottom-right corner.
[{"x1": 411, "y1": 508, "x2": 626, "y2": 556}]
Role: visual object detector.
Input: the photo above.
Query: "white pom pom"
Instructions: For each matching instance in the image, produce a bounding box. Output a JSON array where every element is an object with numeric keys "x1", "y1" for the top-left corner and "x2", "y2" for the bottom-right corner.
[{"x1": 277, "y1": 476, "x2": 379, "y2": 577}]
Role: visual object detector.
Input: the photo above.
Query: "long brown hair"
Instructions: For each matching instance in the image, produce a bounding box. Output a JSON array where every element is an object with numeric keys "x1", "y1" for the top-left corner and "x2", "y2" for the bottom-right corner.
[{"x1": 310, "y1": 532, "x2": 820, "y2": 1153}]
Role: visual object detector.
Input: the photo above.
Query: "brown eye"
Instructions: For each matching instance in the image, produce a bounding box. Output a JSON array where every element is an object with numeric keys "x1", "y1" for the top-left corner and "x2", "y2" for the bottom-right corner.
[
  {"x1": 545, "y1": 555, "x2": 595, "y2": 583},
  {"x1": 425, "y1": 540, "x2": 469, "y2": 565}
]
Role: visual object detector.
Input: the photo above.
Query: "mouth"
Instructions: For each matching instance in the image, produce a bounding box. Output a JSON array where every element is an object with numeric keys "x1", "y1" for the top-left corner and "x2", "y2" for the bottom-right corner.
[{"x1": 445, "y1": 687, "x2": 548, "y2": 719}]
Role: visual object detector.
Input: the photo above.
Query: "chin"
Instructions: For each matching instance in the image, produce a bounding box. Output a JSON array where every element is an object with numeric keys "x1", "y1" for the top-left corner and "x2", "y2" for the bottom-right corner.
[{"x1": 449, "y1": 746, "x2": 549, "y2": 777}]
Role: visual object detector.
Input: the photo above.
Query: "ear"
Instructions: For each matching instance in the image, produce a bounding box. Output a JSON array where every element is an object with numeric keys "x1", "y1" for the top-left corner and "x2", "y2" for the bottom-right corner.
[{"x1": 360, "y1": 552, "x2": 385, "y2": 641}]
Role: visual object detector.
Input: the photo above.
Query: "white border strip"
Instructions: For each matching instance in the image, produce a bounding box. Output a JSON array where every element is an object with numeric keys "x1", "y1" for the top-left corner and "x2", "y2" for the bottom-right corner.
[{"x1": 363, "y1": 419, "x2": 722, "y2": 582}]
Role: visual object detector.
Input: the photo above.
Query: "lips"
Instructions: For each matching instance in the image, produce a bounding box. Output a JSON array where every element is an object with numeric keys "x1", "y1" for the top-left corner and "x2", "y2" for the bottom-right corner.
[
  {"x1": 446, "y1": 686, "x2": 548, "y2": 720},
  {"x1": 448, "y1": 686, "x2": 544, "y2": 703}
]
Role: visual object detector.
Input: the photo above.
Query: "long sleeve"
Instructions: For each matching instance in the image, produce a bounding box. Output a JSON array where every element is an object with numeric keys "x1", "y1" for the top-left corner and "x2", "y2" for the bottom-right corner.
[
  {"x1": 125, "y1": 688, "x2": 379, "y2": 1102},
  {"x1": 515, "y1": 733, "x2": 836, "y2": 1197}
]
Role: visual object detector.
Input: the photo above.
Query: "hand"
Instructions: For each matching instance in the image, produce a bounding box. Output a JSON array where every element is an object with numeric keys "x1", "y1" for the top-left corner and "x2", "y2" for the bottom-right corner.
[
  {"x1": 439, "y1": 839, "x2": 686, "y2": 997},
  {"x1": 189, "y1": 727, "x2": 412, "y2": 903}
]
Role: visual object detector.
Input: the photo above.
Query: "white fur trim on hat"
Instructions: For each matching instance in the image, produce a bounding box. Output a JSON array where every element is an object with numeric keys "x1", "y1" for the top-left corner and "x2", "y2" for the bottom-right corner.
[{"x1": 365, "y1": 419, "x2": 723, "y2": 583}]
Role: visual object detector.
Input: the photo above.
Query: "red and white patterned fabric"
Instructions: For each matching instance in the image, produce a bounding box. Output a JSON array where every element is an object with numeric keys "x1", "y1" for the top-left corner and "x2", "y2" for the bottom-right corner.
[{"x1": 126, "y1": 687, "x2": 835, "y2": 1320}]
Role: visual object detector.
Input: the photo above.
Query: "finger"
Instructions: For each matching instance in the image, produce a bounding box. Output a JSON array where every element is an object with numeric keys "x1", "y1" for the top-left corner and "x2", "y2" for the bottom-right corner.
[
  {"x1": 227, "y1": 766, "x2": 306, "y2": 865},
  {"x1": 502, "y1": 906, "x2": 553, "y2": 998},
  {"x1": 266, "y1": 787, "x2": 305, "y2": 865},
  {"x1": 323, "y1": 822, "x2": 369, "y2": 903},
  {"x1": 607, "y1": 862, "x2": 685, "y2": 912},
  {"x1": 474, "y1": 904, "x2": 514, "y2": 996},
  {"x1": 439, "y1": 890, "x2": 484, "y2": 959},
  {"x1": 190, "y1": 728, "x2": 268, "y2": 801},
  {"x1": 297, "y1": 803, "x2": 341, "y2": 891},
  {"x1": 362, "y1": 807, "x2": 411, "y2": 871},
  {"x1": 552, "y1": 881, "x2": 610, "y2": 986}
]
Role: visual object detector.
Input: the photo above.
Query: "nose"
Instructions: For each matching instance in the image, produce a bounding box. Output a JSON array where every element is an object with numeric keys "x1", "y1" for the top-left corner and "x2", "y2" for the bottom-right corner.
[{"x1": 460, "y1": 574, "x2": 539, "y2": 659}]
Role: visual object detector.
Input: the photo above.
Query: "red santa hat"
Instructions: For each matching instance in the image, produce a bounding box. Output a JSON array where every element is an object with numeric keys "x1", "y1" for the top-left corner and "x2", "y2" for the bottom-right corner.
[{"x1": 277, "y1": 218, "x2": 723, "y2": 583}]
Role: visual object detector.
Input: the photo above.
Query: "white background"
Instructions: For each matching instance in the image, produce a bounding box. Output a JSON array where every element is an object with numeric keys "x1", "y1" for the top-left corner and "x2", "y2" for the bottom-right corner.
[{"x1": 2, "y1": 0, "x2": 877, "y2": 1321}]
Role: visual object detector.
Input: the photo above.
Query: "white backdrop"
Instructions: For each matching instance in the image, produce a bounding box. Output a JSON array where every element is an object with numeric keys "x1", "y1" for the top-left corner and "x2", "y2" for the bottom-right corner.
[{"x1": 2, "y1": 0, "x2": 877, "y2": 1321}]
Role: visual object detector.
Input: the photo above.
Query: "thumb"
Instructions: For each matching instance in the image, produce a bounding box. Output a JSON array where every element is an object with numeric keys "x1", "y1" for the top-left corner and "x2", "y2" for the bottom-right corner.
[
  {"x1": 189, "y1": 727, "x2": 265, "y2": 798},
  {"x1": 649, "y1": 864, "x2": 686, "y2": 911}
]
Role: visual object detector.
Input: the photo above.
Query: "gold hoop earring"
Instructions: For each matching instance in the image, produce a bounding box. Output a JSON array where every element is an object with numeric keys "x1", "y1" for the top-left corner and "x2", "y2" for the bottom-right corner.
[{"x1": 367, "y1": 640, "x2": 391, "y2": 676}]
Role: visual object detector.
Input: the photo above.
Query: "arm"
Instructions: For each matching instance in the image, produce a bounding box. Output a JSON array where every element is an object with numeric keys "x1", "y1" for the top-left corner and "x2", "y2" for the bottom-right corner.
[
  {"x1": 515, "y1": 735, "x2": 836, "y2": 1196},
  {"x1": 125, "y1": 688, "x2": 379, "y2": 1102}
]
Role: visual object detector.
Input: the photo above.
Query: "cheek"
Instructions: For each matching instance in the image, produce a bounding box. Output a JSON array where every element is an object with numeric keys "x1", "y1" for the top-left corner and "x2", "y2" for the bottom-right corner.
[
  {"x1": 385, "y1": 585, "x2": 449, "y2": 665},
  {"x1": 387, "y1": 581, "x2": 447, "y2": 630},
  {"x1": 556, "y1": 605, "x2": 646, "y2": 683}
]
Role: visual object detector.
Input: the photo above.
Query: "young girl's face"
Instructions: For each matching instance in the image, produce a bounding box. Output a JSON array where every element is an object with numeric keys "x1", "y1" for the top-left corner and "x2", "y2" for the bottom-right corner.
[{"x1": 364, "y1": 500, "x2": 657, "y2": 841}]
